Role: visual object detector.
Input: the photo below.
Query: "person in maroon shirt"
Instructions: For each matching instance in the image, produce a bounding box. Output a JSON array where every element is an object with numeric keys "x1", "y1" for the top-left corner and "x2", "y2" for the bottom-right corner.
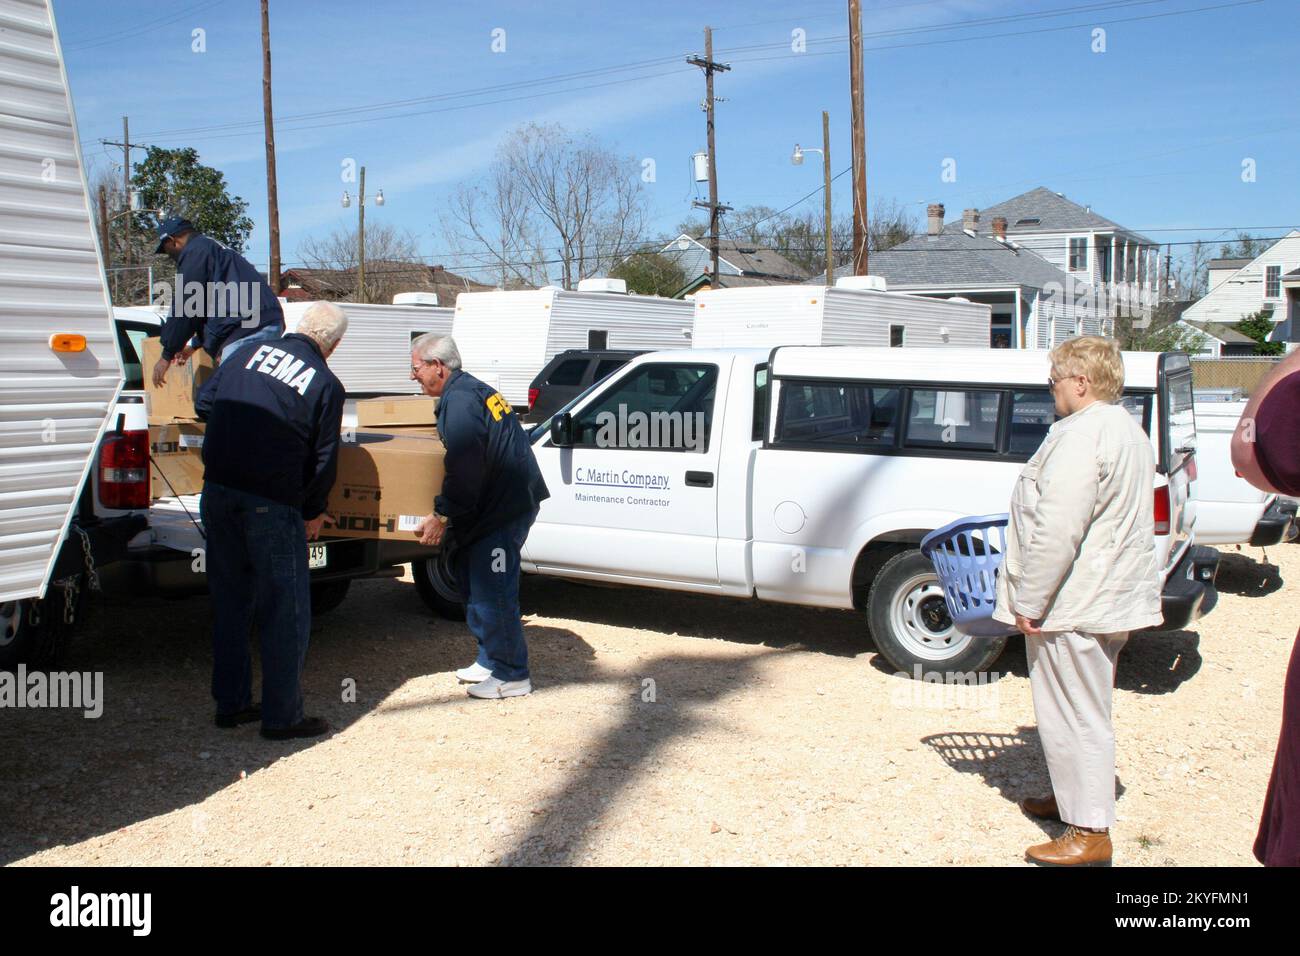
[{"x1": 1232, "y1": 348, "x2": 1300, "y2": 866}]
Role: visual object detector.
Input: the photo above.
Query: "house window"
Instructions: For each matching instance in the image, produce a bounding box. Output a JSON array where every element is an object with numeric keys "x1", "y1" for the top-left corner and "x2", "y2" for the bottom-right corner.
[
  {"x1": 889, "y1": 324, "x2": 904, "y2": 347},
  {"x1": 1265, "y1": 265, "x2": 1281, "y2": 299},
  {"x1": 1069, "y1": 237, "x2": 1087, "y2": 272}
]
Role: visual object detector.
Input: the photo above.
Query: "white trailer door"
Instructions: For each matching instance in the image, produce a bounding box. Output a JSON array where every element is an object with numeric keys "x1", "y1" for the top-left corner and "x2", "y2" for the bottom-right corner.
[{"x1": 0, "y1": 0, "x2": 123, "y2": 602}]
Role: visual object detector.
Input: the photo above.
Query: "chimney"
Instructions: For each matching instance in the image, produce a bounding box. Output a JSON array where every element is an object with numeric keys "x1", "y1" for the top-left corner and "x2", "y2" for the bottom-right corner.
[
  {"x1": 926, "y1": 203, "x2": 945, "y2": 236},
  {"x1": 962, "y1": 208, "x2": 979, "y2": 234},
  {"x1": 991, "y1": 216, "x2": 1008, "y2": 240}
]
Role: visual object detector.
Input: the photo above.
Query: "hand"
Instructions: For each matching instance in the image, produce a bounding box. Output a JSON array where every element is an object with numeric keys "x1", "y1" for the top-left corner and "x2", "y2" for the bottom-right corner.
[
  {"x1": 151, "y1": 357, "x2": 172, "y2": 388},
  {"x1": 415, "y1": 513, "x2": 446, "y2": 547},
  {"x1": 1015, "y1": 613, "x2": 1042, "y2": 637},
  {"x1": 305, "y1": 513, "x2": 331, "y2": 541},
  {"x1": 176, "y1": 345, "x2": 195, "y2": 364}
]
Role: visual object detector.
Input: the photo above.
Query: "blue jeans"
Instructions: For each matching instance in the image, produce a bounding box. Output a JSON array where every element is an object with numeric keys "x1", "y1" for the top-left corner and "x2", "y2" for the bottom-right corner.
[
  {"x1": 454, "y1": 509, "x2": 537, "y2": 682},
  {"x1": 200, "y1": 482, "x2": 311, "y2": 729},
  {"x1": 219, "y1": 323, "x2": 283, "y2": 364}
]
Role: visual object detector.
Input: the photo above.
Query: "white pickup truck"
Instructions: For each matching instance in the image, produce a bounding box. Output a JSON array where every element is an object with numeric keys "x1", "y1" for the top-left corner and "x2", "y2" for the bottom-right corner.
[
  {"x1": 1189, "y1": 390, "x2": 1296, "y2": 547},
  {"x1": 414, "y1": 346, "x2": 1220, "y2": 675}
]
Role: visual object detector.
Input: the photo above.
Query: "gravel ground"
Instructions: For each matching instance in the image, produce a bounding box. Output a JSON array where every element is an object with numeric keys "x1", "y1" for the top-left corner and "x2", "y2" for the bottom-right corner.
[{"x1": 2, "y1": 542, "x2": 1294, "y2": 867}]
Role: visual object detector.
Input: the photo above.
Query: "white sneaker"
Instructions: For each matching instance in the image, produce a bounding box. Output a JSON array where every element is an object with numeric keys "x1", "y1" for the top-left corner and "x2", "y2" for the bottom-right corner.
[
  {"x1": 455, "y1": 662, "x2": 492, "y2": 684},
  {"x1": 467, "y1": 676, "x2": 532, "y2": 699}
]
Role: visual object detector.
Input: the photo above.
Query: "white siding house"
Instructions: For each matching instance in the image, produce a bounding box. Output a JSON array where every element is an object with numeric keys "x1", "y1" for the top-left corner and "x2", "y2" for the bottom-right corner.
[{"x1": 1182, "y1": 231, "x2": 1300, "y2": 335}]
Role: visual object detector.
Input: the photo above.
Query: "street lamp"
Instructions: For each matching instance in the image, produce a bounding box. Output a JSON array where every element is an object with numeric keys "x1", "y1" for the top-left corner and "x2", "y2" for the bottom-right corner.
[
  {"x1": 791, "y1": 110, "x2": 834, "y2": 286},
  {"x1": 341, "y1": 166, "x2": 384, "y2": 302}
]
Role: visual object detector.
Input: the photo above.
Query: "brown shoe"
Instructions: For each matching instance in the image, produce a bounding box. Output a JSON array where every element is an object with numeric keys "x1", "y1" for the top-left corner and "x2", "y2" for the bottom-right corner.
[
  {"x1": 1026, "y1": 825, "x2": 1112, "y2": 866},
  {"x1": 1019, "y1": 793, "x2": 1061, "y2": 822}
]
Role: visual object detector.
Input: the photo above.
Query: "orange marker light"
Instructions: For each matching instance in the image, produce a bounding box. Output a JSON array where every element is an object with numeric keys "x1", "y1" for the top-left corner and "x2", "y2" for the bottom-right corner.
[{"x1": 49, "y1": 333, "x2": 87, "y2": 352}]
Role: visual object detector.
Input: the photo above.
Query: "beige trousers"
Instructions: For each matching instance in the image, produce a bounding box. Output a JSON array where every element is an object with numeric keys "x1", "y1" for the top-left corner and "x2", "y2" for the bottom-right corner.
[{"x1": 1026, "y1": 629, "x2": 1129, "y2": 829}]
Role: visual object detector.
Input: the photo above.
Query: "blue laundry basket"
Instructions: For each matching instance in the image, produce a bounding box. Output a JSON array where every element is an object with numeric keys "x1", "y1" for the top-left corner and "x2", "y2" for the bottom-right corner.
[{"x1": 919, "y1": 514, "x2": 1018, "y2": 638}]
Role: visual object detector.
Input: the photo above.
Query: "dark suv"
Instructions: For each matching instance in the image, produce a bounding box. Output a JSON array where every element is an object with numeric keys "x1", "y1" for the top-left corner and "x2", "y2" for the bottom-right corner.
[{"x1": 526, "y1": 349, "x2": 646, "y2": 422}]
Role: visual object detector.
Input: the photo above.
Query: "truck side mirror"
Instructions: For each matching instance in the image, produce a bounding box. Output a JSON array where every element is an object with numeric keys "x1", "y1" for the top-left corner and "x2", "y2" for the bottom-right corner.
[{"x1": 550, "y1": 412, "x2": 574, "y2": 447}]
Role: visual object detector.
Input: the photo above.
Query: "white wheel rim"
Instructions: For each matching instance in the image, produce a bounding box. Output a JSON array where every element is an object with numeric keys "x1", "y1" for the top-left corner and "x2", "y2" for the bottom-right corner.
[{"x1": 887, "y1": 572, "x2": 971, "y2": 663}]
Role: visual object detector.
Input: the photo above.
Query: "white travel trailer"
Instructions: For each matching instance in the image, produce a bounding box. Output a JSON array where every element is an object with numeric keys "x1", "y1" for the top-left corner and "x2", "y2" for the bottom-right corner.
[
  {"x1": 283, "y1": 298, "x2": 453, "y2": 395},
  {"x1": 690, "y1": 277, "x2": 992, "y2": 350},
  {"x1": 451, "y1": 278, "x2": 693, "y2": 408}
]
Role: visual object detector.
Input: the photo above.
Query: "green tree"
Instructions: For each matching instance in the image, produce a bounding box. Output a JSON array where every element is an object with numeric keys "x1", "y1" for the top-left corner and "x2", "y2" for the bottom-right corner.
[
  {"x1": 1219, "y1": 232, "x2": 1271, "y2": 260},
  {"x1": 1113, "y1": 304, "x2": 1208, "y2": 353},
  {"x1": 1236, "y1": 309, "x2": 1284, "y2": 356},
  {"x1": 610, "y1": 251, "x2": 685, "y2": 297},
  {"x1": 131, "y1": 146, "x2": 253, "y2": 252}
]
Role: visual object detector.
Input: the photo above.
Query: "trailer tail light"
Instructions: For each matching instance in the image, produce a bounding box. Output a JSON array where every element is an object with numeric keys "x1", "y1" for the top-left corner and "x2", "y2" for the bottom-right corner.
[
  {"x1": 49, "y1": 333, "x2": 87, "y2": 352},
  {"x1": 528, "y1": 387, "x2": 540, "y2": 408},
  {"x1": 99, "y1": 429, "x2": 149, "y2": 509},
  {"x1": 1153, "y1": 485, "x2": 1171, "y2": 535}
]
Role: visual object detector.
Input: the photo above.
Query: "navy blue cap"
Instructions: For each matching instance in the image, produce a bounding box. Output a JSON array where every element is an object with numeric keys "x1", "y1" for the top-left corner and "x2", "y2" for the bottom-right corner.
[{"x1": 154, "y1": 217, "x2": 194, "y2": 253}]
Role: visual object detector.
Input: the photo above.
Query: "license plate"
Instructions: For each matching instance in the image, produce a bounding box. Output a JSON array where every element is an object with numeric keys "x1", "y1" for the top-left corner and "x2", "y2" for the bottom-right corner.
[{"x1": 308, "y1": 544, "x2": 327, "y2": 570}]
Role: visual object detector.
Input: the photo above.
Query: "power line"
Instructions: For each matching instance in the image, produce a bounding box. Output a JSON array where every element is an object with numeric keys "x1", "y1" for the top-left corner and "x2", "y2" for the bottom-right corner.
[{"x1": 63, "y1": 0, "x2": 225, "y2": 52}]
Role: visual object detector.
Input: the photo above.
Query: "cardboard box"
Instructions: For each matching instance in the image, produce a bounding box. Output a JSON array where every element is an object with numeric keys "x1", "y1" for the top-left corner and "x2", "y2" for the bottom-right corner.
[
  {"x1": 355, "y1": 395, "x2": 439, "y2": 428},
  {"x1": 142, "y1": 336, "x2": 215, "y2": 424},
  {"x1": 325, "y1": 430, "x2": 445, "y2": 540},
  {"x1": 149, "y1": 422, "x2": 206, "y2": 498}
]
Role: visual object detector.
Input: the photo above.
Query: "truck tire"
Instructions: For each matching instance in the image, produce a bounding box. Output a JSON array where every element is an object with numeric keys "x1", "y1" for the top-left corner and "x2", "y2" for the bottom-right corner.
[
  {"x1": 412, "y1": 551, "x2": 466, "y2": 621},
  {"x1": 310, "y1": 579, "x2": 351, "y2": 616},
  {"x1": 0, "y1": 593, "x2": 73, "y2": 671},
  {"x1": 866, "y1": 549, "x2": 1010, "y2": 676}
]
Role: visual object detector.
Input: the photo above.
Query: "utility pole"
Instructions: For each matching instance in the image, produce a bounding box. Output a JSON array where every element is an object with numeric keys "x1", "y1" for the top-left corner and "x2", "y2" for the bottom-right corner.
[
  {"x1": 1164, "y1": 244, "x2": 1173, "y2": 301},
  {"x1": 121, "y1": 116, "x2": 132, "y2": 274},
  {"x1": 261, "y1": 0, "x2": 281, "y2": 293},
  {"x1": 98, "y1": 185, "x2": 110, "y2": 272},
  {"x1": 357, "y1": 165, "x2": 366, "y2": 303},
  {"x1": 848, "y1": 0, "x2": 868, "y2": 275},
  {"x1": 822, "y1": 110, "x2": 833, "y2": 284},
  {"x1": 688, "y1": 27, "x2": 731, "y2": 280}
]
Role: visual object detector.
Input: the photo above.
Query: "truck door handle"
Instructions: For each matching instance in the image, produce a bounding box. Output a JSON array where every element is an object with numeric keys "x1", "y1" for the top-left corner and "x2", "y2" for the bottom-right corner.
[{"x1": 685, "y1": 471, "x2": 714, "y2": 488}]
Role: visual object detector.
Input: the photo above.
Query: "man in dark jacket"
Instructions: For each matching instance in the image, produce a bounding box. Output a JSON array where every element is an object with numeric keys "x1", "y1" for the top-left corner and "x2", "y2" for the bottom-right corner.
[
  {"x1": 197, "y1": 302, "x2": 347, "y2": 739},
  {"x1": 151, "y1": 217, "x2": 285, "y2": 387},
  {"x1": 411, "y1": 334, "x2": 549, "y2": 699}
]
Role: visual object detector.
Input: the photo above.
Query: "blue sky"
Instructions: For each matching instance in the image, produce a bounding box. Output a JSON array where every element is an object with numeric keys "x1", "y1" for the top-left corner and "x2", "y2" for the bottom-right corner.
[{"x1": 56, "y1": 0, "x2": 1300, "y2": 279}]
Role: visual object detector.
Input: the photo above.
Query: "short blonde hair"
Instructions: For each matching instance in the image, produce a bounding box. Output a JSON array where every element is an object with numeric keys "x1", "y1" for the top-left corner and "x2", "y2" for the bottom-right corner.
[
  {"x1": 1050, "y1": 336, "x2": 1124, "y2": 402},
  {"x1": 296, "y1": 301, "x2": 348, "y2": 350}
]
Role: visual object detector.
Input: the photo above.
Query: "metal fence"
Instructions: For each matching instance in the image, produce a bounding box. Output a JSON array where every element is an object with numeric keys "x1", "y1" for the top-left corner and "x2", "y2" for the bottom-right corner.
[{"x1": 1191, "y1": 357, "x2": 1281, "y2": 395}]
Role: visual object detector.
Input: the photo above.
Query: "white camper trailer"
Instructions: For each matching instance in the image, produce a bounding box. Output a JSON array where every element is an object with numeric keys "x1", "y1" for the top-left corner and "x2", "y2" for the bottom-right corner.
[
  {"x1": 690, "y1": 277, "x2": 992, "y2": 350},
  {"x1": 283, "y1": 298, "x2": 453, "y2": 395},
  {"x1": 451, "y1": 278, "x2": 693, "y2": 408}
]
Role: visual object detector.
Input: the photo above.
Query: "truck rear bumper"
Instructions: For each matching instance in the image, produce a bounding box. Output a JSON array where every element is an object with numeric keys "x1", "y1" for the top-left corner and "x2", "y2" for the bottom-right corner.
[
  {"x1": 1249, "y1": 498, "x2": 1298, "y2": 547},
  {"x1": 1153, "y1": 544, "x2": 1220, "y2": 632},
  {"x1": 97, "y1": 536, "x2": 436, "y2": 597}
]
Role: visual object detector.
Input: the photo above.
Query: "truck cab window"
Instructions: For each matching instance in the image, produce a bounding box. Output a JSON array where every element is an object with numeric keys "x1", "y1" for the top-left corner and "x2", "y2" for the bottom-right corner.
[
  {"x1": 571, "y1": 363, "x2": 718, "y2": 451},
  {"x1": 776, "y1": 381, "x2": 900, "y2": 448},
  {"x1": 904, "y1": 388, "x2": 1001, "y2": 450}
]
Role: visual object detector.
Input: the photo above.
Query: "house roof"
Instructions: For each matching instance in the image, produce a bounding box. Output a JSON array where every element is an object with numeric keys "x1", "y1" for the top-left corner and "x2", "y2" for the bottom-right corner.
[
  {"x1": 945, "y1": 186, "x2": 1154, "y2": 244},
  {"x1": 1180, "y1": 319, "x2": 1256, "y2": 344},
  {"x1": 662, "y1": 234, "x2": 810, "y2": 279},
  {"x1": 1208, "y1": 258, "x2": 1253, "y2": 270},
  {"x1": 818, "y1": 228, "x2": 1078, "y2": 293},
  {"x1": 280, "y1": 262, "x2": 495, "y2": 304},
  {"x1": 674, "y1": 271, "x2": 800, "y2": 298},
  {"x1": 1283, "y1": 267, "x2": 1300, "y2": 280}
]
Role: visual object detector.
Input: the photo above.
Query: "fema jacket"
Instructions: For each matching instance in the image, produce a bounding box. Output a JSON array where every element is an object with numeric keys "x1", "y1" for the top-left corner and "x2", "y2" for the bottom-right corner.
[
  {"x1": 434, "y1": 370, "x2": 550, "y2": 547},
  {"x1": 159, "y1": 233, "x2": 285, "y2": 361},
  {"x1": 197, "y1": 334, "x2": 345, "y2": 519}
]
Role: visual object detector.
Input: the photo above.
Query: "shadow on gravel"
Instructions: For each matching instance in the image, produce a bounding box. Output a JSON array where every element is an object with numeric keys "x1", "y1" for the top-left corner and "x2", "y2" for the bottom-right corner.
[
  {"x1": 493, "y1": 647, "x2": 772, "y2": 866},
  {"x1": 1214, "y1": 550, "x2": 1284, "y2": 598},
  {"x1": 518, "y1": 575, "x2": 868, "y2": 660},
  {"x1": 1118, "y1": 630, "x2": 1202, "y2": 694},
  {"x1": 922, "y1": 728, "x2": 1128, "y2": 836},
  {"x1": 0, "y1": 575, "x2": 474, "y2": 866}
]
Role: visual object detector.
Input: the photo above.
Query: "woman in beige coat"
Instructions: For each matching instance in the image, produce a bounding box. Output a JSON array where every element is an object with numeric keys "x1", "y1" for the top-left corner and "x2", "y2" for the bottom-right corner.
[{"x1": 992, "y1": 336, "x2": 1163, "y2": 866}]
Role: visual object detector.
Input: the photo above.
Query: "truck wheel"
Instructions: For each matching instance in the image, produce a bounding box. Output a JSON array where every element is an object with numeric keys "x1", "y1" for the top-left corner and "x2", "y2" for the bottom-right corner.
[
  {"x1": 310, "y1": 579, "x2": 351, "y2": 616},
  {"x1": 413, "y1": 551, "x2": 466, "y2": 621},
  {"x1": 866, "y1": 549, "x2": 1009, "y2": 676},
  {"x1": 0, "y1": 596, "x2": 68, "y2": 671}
]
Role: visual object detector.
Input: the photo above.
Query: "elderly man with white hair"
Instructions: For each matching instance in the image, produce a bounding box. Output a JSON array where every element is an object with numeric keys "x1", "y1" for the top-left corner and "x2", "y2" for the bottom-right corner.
[{"x1": 196, "y1": 301, "x2": 348, "y2": 740}]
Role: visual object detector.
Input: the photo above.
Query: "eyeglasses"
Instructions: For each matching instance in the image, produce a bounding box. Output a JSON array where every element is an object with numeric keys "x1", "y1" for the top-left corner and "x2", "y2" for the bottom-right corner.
[
  {"x1": 1048, "y1": 373, "x2": 1085, "y2": 389},
  {"x1": 410, "y1": 359, "x2": 439, "y2": 375}
]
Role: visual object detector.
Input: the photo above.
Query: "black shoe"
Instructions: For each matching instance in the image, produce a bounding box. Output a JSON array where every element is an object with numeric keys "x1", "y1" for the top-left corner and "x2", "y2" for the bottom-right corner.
[
  {"x1": 260, "y1": 716, "x2": 331, "y2": 741},
  {"x1": 215, "y1": 705, "x2": 261, "y2": 729}
]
